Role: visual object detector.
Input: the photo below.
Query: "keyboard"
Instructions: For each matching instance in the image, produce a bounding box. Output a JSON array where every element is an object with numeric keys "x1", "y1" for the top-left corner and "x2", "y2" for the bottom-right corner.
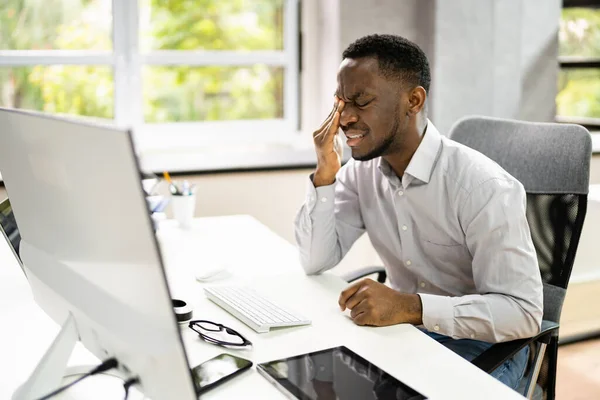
[{"x1": 203, "y1": 286, "x2": 311, "y2": 333}]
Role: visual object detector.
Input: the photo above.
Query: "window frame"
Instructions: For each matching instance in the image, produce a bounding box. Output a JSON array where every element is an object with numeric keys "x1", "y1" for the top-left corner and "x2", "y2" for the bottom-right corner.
[
  {"x1": 558, "y1": 0, "x2": 600, "y2": 132},
  {"x1": 0, "y1": 0, "x2": 302, "y2": 172}
]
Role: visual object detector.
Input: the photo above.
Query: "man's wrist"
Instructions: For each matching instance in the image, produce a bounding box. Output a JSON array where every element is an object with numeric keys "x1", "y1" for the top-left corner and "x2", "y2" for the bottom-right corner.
[
  {"x1": 397, "y1": 293, "x2": 423, "y2": 325},
  {"x1": 313, "y1": 169, "x2": 337, "y2": 187}
]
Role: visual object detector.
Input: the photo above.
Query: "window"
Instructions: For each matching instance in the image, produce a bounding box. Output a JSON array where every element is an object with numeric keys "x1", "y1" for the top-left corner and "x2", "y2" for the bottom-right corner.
[
  {"x1": 0, "y1": 0, "x2": 300, "y2": 170},
  {"x1": 557, "y1": 0, "x2": 600, "y2": 131},
  {"x1": 0, "y1": 1, "x2": 114, "y2": 120}
]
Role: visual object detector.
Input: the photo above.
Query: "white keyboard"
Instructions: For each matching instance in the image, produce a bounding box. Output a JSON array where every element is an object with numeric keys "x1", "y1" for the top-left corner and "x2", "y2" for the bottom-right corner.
[{"x1": 204, "y1": 286, "x2": 311, "y2": 333}]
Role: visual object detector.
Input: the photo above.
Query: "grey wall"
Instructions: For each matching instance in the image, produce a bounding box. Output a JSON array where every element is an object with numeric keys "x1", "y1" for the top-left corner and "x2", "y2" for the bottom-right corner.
[
  {"x1": 340, "y1": 0, "x2": 421, "y2": 51},
  {"x1": 519, "y1": 0, "x2": 562, "y2": 122},
  {"x1": 338, "y1": 0, "x2": 561, "y2": 134}
]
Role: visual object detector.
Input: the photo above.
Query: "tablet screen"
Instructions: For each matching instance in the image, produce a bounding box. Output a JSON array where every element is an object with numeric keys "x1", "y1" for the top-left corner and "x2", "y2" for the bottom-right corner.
[{"x1": 257, "y1": 346, "x2": 427, "y2": 400}]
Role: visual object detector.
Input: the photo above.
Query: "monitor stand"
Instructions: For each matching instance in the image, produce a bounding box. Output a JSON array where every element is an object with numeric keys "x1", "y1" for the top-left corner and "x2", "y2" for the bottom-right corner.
[{"x1": 12, "y1": 313, "x2": 127, "y2": 400}]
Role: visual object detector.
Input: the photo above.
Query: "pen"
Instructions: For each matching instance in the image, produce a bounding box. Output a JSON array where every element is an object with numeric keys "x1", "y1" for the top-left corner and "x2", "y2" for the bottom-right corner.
[
  {"x1": 182, "y1": 180, "x2": 190, "y2": 196},
  {"x1": 164, "y1": 171, "x2": 179, "y2": 195}
]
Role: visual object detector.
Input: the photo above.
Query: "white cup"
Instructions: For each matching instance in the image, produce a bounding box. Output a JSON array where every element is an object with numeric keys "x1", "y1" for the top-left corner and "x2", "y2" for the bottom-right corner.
[{"x1": 170, "y1": 194, "x2": 196, "y2": 229}]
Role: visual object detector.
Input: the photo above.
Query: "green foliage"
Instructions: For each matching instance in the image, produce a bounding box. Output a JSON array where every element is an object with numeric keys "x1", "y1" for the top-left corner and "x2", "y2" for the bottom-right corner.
[
  {"x1": 557, "y1": 69, "x2": 600, "y2": 118},
  {"x1": 0, "y1": 0, "x2": 112, "y2": 118},
  {"x1": 29, "y1": 65, "x2": 113, "y2": 118},
  {"x1": 141, "y1": 0, "x2": 284, "y2": 122},
  {"x1": 144, "y1": 0, "x2": 283, "y2": 51},
  {"x1": 5, "y1": 2, "x2": 594, "y2": 122},
  {"x1": 559, "y1": 8, "x2": 600, "y2": 58},
  {"x1": 557, "y1": 8, "x2": 600, "y2": 119},
  {"x1": 0, "y1": 0, "x2": 285, "y2": 122}
]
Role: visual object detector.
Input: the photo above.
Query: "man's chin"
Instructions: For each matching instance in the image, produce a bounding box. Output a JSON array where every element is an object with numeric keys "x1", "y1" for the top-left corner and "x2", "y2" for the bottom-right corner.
[{"x1": 351, "y1": 149, "x2": 374, "y2": 162}]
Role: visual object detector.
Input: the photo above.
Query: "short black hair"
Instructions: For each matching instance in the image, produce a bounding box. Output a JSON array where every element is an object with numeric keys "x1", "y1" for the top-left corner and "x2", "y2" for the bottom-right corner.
[{"x1": 342, "y1": 34, "x2": 431, "y2": 93}]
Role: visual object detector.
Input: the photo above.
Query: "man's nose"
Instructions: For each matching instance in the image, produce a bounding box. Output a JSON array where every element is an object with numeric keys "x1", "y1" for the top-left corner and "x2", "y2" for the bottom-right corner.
[{"x1": 339, "y1": 106, "x2": 358, "y2": 128}]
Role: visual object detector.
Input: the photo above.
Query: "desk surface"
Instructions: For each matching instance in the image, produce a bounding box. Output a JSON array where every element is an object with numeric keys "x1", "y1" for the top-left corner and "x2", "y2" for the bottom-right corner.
[{"x1": 0, "y1": 215, "x2": 525, "y2": 400}]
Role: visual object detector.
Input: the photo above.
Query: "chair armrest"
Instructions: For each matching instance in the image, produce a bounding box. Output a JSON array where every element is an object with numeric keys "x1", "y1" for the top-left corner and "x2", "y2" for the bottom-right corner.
[
  {"x1": 471, "y1": 320, "x2": 559, "y2": 373},
  {"x1": 341, "y1": 266, "x2": 387, "y2": 283}
]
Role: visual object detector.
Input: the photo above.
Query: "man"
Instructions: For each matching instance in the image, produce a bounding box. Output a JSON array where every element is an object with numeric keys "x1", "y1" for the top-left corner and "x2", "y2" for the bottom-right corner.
[{"x1": 294, "y1": 34, "x2": 543, "y2": 392}]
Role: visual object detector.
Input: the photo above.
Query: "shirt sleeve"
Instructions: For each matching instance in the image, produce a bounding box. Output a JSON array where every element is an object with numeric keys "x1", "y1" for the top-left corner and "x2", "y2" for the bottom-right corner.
[
  {"x1": 294, "y1": 160, "x2": 366, "y2": 275},
  {"x1": 418, "y1": 178, "x2": 543, "y2": 343}
]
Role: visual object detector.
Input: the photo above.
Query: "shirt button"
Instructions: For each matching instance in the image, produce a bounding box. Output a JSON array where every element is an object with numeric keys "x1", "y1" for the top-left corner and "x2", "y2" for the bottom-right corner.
[
  {"x1": 320, "y1": 197, "x2": 327, "y2": 202},
  {"x1": 434, "y1": 325, "x2": 440, "y2": 332},
  {"x1": 420, "y1": 282, "x2": 426, "y2": 288},
  {"x1": 397, "y1": 190, "x2": 404, "y2": 196},
  {"x1": 406, "y1": 260, "x2": 412, "y2": 266},
  {"x1": 402, "y1": 225, "x2": 408, "y2": 231}
]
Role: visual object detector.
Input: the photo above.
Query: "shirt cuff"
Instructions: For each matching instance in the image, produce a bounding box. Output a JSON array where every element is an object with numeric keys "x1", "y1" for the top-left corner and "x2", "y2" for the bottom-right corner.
[
  {"x1": 418, "y1": 293, "x2": 455, "y2": 338},
  {"x1": 305, "y1": 173, "x2": 336, "y2": 213}
]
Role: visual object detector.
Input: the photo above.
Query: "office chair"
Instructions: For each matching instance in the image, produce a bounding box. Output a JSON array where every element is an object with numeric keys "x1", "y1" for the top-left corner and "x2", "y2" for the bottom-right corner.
[{"x1": 343, "y1": 116, "x2": 592, "y2": 399}]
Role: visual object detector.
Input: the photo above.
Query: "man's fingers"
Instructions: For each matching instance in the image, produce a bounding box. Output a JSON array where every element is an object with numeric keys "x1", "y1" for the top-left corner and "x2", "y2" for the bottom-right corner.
[
  {"x1": 324, "y1": 101, "x2": 345, "y2": 141},
  {"x1": 338, "y1": 280, "x2": 364, "y2": 311},
  {"x1": 322, "y1": 111, "x2": 340, "y2": 143},
  {"x1": 350, "y1": 295, "x2": 374, "y2": 326},
  {"x1": 353, "y1": 311, "x2": 369, "y2": 326},
  {"x1": 350, "y1": 298, "x2": 369, "y2": 318},
  {"x1": 313, "y1": 98, "x2": 339, "y2": 137},
  {"x1": 313, "y1": 118, "x2": 333, "y2": 143},
  {"x1": 345, "y1": 285, "x2": 368, "y2": 311},
  {"x1": 315, "y1": 111, "x2": 340, "y2": 145},
  {"x1": 339, "y1": 278, "x2": 372, "y2": 310}
]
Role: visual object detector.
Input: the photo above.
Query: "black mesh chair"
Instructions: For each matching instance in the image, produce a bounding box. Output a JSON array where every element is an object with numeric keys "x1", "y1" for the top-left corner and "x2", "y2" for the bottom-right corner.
[{"x1": 343, "y1": 116, "x2": 592, "y2": 399}]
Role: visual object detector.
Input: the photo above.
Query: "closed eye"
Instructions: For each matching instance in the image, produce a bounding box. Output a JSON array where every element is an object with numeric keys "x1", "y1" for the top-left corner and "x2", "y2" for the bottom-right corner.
[{"x1": 356, "y1": 100, "x2": 372, "y2": 108}]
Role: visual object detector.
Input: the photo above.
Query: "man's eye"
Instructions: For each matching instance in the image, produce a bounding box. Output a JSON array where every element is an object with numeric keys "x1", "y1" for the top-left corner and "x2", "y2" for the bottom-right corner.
[{"x1": 356, "y1": 100, "x2": 371, "y2": 108}]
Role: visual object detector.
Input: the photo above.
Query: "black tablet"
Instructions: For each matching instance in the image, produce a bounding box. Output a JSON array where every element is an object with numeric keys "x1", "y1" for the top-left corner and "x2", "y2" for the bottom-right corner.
[{"x1": 257, "y1": 346, "x2": 427, "y2": 400}]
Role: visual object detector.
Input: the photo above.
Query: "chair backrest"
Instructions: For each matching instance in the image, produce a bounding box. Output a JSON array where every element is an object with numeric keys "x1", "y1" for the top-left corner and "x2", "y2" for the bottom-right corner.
[{"x1": 448, "y1": 115, "x2": 592, "y2": 324}]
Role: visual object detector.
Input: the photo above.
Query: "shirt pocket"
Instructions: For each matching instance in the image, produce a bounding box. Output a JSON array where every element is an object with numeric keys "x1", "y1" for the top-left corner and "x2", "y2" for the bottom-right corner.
[
  {"x1": 419, "y1": 232, "x2": 463, "y2": 247},
  {"x1": 418, "y1": 234, "x2": 470, "y2": 266},
  {"x1": 418, "y1": 236, "x2": 473, "y2": 289}
]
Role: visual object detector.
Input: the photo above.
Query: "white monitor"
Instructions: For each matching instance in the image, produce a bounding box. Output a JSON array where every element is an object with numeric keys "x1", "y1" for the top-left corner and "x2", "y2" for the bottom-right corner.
[{"x1": 0, "y1": 108, "x2": 197, "y2": 400}]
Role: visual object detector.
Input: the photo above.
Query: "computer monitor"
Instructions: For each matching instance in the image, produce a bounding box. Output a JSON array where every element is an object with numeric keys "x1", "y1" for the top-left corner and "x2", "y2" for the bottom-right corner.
[
  {"x1": 0, "y1": 197, "x2": 22, "y2": 268},
  {"x1": 0, "y1": 108, "x2": 197, "y2": 400}
]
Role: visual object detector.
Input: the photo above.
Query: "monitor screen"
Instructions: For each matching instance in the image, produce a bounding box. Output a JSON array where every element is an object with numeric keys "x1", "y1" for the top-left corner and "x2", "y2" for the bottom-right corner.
[{"x1": 0, "y1": 198, "x2": 21, "y2": 264}]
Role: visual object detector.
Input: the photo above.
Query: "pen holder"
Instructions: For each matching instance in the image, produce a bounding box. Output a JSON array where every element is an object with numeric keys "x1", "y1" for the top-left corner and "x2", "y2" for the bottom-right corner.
[{"x1": 170, "y1": 194, "x2": 196, "y2": 229}]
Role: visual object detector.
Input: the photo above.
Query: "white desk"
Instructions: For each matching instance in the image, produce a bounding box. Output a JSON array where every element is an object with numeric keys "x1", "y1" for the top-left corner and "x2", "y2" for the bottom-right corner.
[{"x1": 0, "y1": 215, "x2": 525, "y2": 400}]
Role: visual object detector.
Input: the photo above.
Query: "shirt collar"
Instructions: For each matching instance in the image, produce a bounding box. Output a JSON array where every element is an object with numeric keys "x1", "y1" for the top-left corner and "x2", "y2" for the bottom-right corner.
[
  {"x1": 404, "y1": 119, "x2": 443, "y2": 184},
  {"x1": 377, "y1": 119, "x2": 443, "y2": 186}
]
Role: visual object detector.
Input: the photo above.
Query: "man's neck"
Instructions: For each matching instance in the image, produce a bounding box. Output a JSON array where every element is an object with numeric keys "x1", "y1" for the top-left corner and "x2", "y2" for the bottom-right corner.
[{"x1": 384, "y1": 120, "x2": 428, "y2": 178}]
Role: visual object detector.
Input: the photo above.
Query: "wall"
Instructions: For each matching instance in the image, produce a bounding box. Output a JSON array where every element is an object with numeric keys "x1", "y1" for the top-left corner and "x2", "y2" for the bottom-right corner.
[
  {"x1": 159, "y1": 169, "x2": 381, "y2": 277},
  {"x1": 591, "y1": 155, "x2": 600, "y2": 184},
  {"x1": 429, "y1": 0, "x2": 560, "y2": 133},
  {"x1": 336, "y1": 0, "x2": 561, "y2": 134},
  {"x1": 340, "y1": 0, "x2": 421, "y2": 50}
]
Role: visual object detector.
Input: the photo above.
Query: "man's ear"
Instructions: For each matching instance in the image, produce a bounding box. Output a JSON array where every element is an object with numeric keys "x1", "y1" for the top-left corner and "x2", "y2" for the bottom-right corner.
[{"x1": 407, "y1": 86, "x2": 427, "y2": 116}]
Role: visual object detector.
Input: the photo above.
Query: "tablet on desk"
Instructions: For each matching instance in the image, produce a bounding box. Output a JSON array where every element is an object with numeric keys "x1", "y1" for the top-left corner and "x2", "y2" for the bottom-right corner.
[{"x1": 257, "y1": 346, "x2": 427, "y2": 400}]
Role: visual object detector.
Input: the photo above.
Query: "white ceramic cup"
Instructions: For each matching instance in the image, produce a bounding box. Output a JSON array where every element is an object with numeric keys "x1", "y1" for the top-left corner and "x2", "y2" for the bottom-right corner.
[{"x1": 170, "y1": 194, "x2": 196, "y2": 229}]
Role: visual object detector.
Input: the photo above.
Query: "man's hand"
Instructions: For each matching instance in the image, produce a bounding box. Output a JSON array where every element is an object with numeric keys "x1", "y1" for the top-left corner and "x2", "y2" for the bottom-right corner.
[
  {"x1": 338, "y1": 278, "x2": 423, "y2": 326},
  {"x1": 312, "y1": 97, "x2": 345, "y2": 187}
]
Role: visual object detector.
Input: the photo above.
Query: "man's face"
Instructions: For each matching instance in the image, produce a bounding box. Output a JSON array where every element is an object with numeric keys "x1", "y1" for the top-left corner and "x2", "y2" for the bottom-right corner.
[{"x1": 335, "y1": 57, "x2": 408, "y2": 161}]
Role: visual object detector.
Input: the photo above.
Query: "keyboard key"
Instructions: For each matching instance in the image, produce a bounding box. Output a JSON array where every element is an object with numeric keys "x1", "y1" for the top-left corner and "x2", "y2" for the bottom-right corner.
[{"x1": 204, "y1": 286, "x2": 311, "y2": 333}]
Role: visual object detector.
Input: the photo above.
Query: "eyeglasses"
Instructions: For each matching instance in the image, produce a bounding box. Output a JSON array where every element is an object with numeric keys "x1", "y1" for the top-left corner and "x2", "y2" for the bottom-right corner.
[{"x1": 188, "y1": 320, "x2": 252, "y2": 348}]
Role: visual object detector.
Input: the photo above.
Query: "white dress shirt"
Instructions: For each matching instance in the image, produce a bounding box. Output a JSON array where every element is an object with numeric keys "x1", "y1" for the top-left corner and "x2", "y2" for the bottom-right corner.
[{"x1": 294, "y1": 121, "x2": 543, "y2": 343}]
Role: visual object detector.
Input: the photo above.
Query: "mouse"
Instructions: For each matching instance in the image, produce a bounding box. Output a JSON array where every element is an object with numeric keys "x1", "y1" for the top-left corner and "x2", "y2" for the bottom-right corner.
[{"x1": 195, "y1": 264, "x2": 231, "y2": 282}]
